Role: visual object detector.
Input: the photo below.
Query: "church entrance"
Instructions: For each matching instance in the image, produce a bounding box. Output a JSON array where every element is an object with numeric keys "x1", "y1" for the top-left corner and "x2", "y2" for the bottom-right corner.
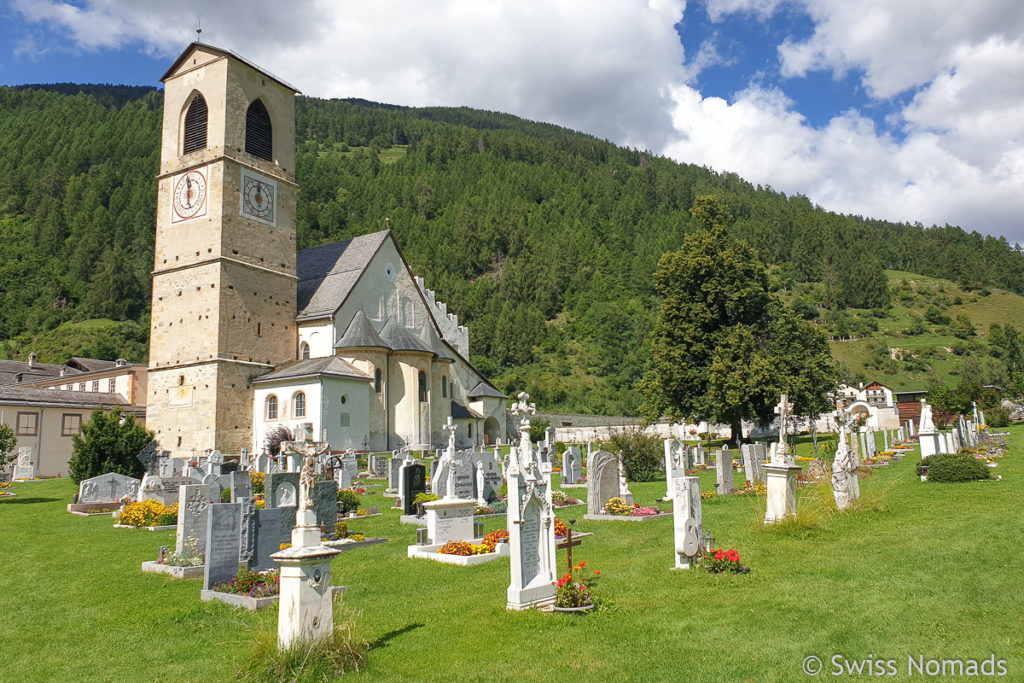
[{"x1": 484, "y1": 416, "x2": 501, "y2": 446}]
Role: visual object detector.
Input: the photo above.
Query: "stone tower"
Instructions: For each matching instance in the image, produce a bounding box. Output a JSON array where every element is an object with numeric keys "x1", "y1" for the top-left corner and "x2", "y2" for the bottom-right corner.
[{"x1": 147, "y1": 43, "x2": 298, "y2": 457}]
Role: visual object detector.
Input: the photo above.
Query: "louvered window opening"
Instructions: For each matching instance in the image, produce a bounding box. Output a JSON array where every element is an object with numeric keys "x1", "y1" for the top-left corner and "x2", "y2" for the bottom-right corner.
[
  {"x1": 182, "y1": 94, "x2": 208, "y2": 154},
  {"x1": 245, "y1": 100, "x2": 273, "y2": 161}
]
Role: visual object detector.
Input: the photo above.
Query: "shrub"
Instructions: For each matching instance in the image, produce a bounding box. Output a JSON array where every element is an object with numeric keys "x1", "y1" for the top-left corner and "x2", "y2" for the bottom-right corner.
[
  {"x1": 607, "y1": 428, "x2": 661, "y2": 481},
  {"x1": 335, "y1": 520, "x2": 348, "y2": 539},
  {"x1": 220, "y1": 487, "x2": 231, "y2": 503},
  {"x1": 249, "y1": 471, "x2": 266, "y2": 495},
  {"x1": 0, "y1": 423, "x2": 16, "y2": 470},
  {"x1": 264, "y1": 426, "x2": 293, "y2": 456},
  {"x1": 917, "y1": 454, "x2": 990, "y2": 482},
  {"x1": 337, "y1": 488, "x2": 360, "y2": 514},
  {"x1": 68, "y1": 408, "x2": 154, "y2": 484},
  {"x1": 985, "y1": 405, "x2": 1010, "y2": 428},
  {"x1": 700, "y1": 547, "x2": 744, "y2": 574},
  {"x1": 117, "y1": 500, "x2": 177, "y2": 527}
]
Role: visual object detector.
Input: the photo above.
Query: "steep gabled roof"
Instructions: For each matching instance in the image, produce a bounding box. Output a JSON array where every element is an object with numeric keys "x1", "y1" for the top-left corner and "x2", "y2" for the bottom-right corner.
[
  {"x1": 378, "y1": 317, "x2": 433, "y2": 354},
  {"x1": 296, "y1": 231, "x2": 390, "y2": 321},
  {"x1": 161, "y1": 42, "x2": 299, "y2": 93},
  {"x1": 335, "y1": 311, "x2": 388, "y2": 350},
  {"x1": 68, "y1": 357, "x2": 118, "y2": 373},
  {"x1": 420, "y1": 324, "x2": 455, "y2": 362},
  {"x1": 253, "y1": 357, "x2": 371, "y2": 384},
  {"x1": 451, "y1": 401, "x2": 483, "y2": 419},
  {"x1": 468, "y1": 381, "x2": 507, "y2": 399}
]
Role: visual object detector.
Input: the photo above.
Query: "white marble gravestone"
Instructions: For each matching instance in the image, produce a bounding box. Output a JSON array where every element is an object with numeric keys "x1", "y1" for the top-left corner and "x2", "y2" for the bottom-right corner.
[
  {"x1": 585, "y1": 450, "x2": 620, "y2": 516},
  {"x1": 672, "y1": 475, "x2": 702, "y2": 569},
  {"x1": 12, "y1": 447, "x2": 35, "y2": 480},
  {"x1": 764, "y1": 394, "x2": 800, "y2": 524},
  {"x1": 918, "y1": 400, "x2": 943, "y2": 458},
  {"x1": 506, "y1": 392, "x2": 557, "y2": 611},
  {"x1": 831, "y1": 423, "x2": 860, "y2": 511},
  {"x1": 663, "y1": 438, "x2": 683, "y2": 499},
  {"x1": 715, "y1": 448, "x2": 735, "y2": 494},
  {"x1": 423, "y1": 498, "x2": 476, "y2": 544}
]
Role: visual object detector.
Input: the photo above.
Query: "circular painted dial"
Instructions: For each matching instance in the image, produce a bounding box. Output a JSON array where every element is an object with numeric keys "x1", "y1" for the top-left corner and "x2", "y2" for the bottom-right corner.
[
  {"x1": 243, "y1": 176, "x2": 275, "y2": 221},
  {"x1": 172, "y1": 170, "x2": 207, "y2": 220}
]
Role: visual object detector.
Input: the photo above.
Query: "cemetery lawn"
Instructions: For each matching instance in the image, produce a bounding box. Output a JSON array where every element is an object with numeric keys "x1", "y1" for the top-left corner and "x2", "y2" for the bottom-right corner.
[{"x1": 2, "y1": 432, "x2": 1022, "y2": 681}]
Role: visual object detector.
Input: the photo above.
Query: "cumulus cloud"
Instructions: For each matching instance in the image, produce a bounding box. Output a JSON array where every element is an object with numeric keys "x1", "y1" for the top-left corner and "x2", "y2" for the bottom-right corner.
[{"x1": 10, "y1": 0, "x2": 1024, "y2": 241}]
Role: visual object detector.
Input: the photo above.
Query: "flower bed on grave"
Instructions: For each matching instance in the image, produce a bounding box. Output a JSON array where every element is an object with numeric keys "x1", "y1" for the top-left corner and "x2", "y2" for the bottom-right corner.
[
  {"x1": 603, "y1": 497, "x2": 663, "y2": 516},
  {"x1": 0, "y1": 482, "x2": 13, "y2": 497},
  {"x1": 438, "y1": 529, "x2": 509, "y2": 556},
  {"x1": 408, "y1": 528, "x2": 510, "y2": 565},
  {"x1": 699, "y1": 547, "x2": 748, "y2": 574},
  {"x1": 200, "y1": 568, "x2": 282, "y2": 610},
  {"x1": 141, "y1": 538, "x2": 205, "y2": 578},
  {"x1": 115, "y1": 500, "x2": 177, "y2": 528},
  {"x1": 734, "y1": 481, "x2": 766, "y2": 496},
  {"x1": 554, "y1": 560, "x2": 599, "y2": 612},
  {"x1": 321, "y1": 520, "x2": 388, "y2": 551},
  {"x1": 551, "y1": 490, "x2": 582, "y2": 508}
]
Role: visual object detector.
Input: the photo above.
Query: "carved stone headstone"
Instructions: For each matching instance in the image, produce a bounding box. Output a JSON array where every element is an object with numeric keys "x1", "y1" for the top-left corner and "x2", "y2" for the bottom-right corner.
[
  {"x1": 203, "y1": 503, "x2": 241, "y2": 590},
  {"x1": 371, "y1": 455, "x2": 389, "y2": 478},
  {"x1": 561, "y1": 446, "x2": 582, "y2": 485},
  {"x1": 250, "y1": 507, "x2": 282, "y2": 571},
  {"x1": 715, "y1": 448, "x2": 735, "y2": 494},
  {"x1": 586, "y1": 450, "x2": 620, "y2": 515},
  {"x1": 239, "y1": 497, "x2": 257, "y2": 563},
  {"x1": 230, "y1": 471, "x2": 252, "y2": 503},
  {"x1": 176, "y1": 484, "x2": 212, "y2": 555},
  {"x1": 12, "y1": 446, "x2": 35, "y2": 480},
  {"x1": 78, "y1": 473, "x2": 141, "y2": 504},
  {"x1": 312, "y1": 480, "x2": 337, "y2": 530},
  {"x1": 672, "y1": 475, "x2": 702, "y2": 569},
  {"x1": 401, "y1": 463, "x2": 427, "y2": 515},
  {"x1": 136, "y1": 441, "x2": 161, "y2": 476},
  {"x1": 387, "y1": 457, "x2": 402, "y2": 492},
  {"x1": 266, "y1": 472, "x2": 300, "y2": 508}
]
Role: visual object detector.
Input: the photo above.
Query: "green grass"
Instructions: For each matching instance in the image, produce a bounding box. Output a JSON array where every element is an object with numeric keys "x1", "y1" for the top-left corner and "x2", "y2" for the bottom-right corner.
[{"x1": 2, "y1": 430, "x2": 1022, "y2": 681}]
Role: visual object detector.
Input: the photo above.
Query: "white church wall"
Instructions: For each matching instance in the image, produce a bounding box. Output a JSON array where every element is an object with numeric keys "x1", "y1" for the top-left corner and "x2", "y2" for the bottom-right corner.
[
  {"x1": 331, "y1": 239, "x2": 422, "y2": 339},
  {"x1": 320, "y1": 375, "x2": 371, "y2": 451},
  {"x1": 297, "y1": 324, "x2": 333, "y2": 359},
  {"x1": 252, "y1": 380, "x2": 323, "y2": 454}
]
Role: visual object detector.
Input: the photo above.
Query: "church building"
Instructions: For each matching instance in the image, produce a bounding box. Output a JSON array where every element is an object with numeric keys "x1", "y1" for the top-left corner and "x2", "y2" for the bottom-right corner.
[{"x1": 146, "y1": 42, "x2": 507, "y2": 458}]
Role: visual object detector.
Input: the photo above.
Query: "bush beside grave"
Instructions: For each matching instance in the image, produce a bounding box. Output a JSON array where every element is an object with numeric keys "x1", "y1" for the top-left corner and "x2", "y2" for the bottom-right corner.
[
  {"x1": 337, "y1": 488, "x2": 361, "y2": 514},
  {"x1": 117, "y1": 500, "x2": 177, "y2": 527},
  {"x1": 68, "y1": 408, "x2": 154, "y2": 484},
  {"x1": 213, "y1": 568, "x2": 280, "y2": 597},
  {"x1": 917, "y1": 454, "x2": 991, "y2": 482},
  {"x1": 607, "y1": 428, "x2": 661, "y2": 481}
]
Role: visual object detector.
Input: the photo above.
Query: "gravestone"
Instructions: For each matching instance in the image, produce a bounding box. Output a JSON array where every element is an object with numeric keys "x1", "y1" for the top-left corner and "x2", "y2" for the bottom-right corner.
[
  {"x1": 334, "y1": 456, "x2": 358, "y2": 490},
  {"x1": 672, "y1": 475, "x2": 702, "y2": 569},
  {"x1": 208, "y1": 450, "x2": 225, "y2": 476},
  {"x1": 136, "y1": 441, "x2": 161, "y2": 476},
  {"x1": 741, "y1": 445, "x2": 757, "y2": 485},
  {"x1": 429, "y1": 459, "x2": 438, "y2": 483},
  {"x1": 250, "y1": 507, "x2": 282, "y2": 571},
  {"x1": 715, "y1": 449, "x2": 735, "y2": 494},
  {"x1": 468, "y1": 452, "x2": 502, "y2": 502},
  {"x1": 388, "y1": 457, "x2": 402, "y2": 492},
  {"x1": 203, "y1": 503, "x2": 241, "y2": 590},
  {"x1": 585, "y1": 450, "x2": 620, "y2": 516},
  {"x1": 401, "y1": 463, "x2": 427, "y2": 515},
  {"x1": 663, "y1": 438, "x2": 683, "y2": 499},
  {"x1": 159, "y1": 458, "x2": 184, "y2": 478},
  {"x1": 255, "y1": 453, "x2": 272, "y2": 473},
  {"x1": 424, "y1": 498, "x2": 475, "y2": 544},
  {"x1": 693, "y1": 445, "x2": 705, "y2": 466},
  {"x1": 202, "y1": 473, "x2": 229, "y2": 502},
  {"x1": 279, "y1": 505, "x2": 297, "y2": 546},
  {"x1": 78, "y1": 473, "x2": 141, "y2": 504},
  {"x1": 831, "y1": 424, "x2": 860, "y2": 510},
  {"x1": 266, "y1": 472, "x2": 300, "y2": 508},
  {"x1": 433, "y1": 454, "x2": 476, "y2": 500},
  {"x1": 139, "y1": 475, "x2": 199, "y2": 506},
  {"x1": 561, "y1": 446, "x2": 582, "y2": 485},
  {"x1": 372, "y1": 455, "x2": 389, "y2": 478},
  {"x1": 312, "y1": 480, "x2": 337, "y2": 530},
  {"x1": 176, "y1": 484, "x2": 211, "y2": 555},
  {"x1": 0, "y1": 471, "x2": 10, "y2": 484},
  {"x1": 239, "y1": 497, "x2": 257, "y2": 563},
  {"x1": 918, "y1": 400, "x2": 943, "y2": 458},
  {"x1": 230, "y1": 471, "x2": 251, "y2": 503},
  {"x1": 617, "y1": 454, "x2": 634, "y2": 505},
  {"x1": 239, "y1": 447, "x2": 251, "y2": 471},
  {"x1": 12, "y1": 447, "x2": 35, "y2": 480}
]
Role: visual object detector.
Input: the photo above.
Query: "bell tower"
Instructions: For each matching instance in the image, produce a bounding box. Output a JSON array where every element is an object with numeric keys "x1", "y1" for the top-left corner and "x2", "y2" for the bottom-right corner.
[{"x1": 147, "y1": 43, "x2": 299, "y2": 457}]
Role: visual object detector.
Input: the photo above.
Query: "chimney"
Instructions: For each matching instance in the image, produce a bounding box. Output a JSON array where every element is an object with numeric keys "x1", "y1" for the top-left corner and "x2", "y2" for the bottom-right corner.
[{"x1": 28, "y1": 352, "x2": 36, "y2": 369}]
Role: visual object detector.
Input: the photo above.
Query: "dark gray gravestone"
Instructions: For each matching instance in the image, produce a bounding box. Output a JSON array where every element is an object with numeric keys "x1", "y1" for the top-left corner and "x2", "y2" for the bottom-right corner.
[
  {"x1": 279, "y1": 505, "x2": 296, "y2": 546},
  {"x1": 402, "y1": 464, "x2": 427, "y2": 515},
  {"x1": 239, "y1": 498, "x2": 256, "y2": 563},
  {"x1": 230, "y1": 471, "x2": 252, "y2": 502},
  {"x1": 313, "y1": 480, "x2": 337, "y2": 530},
  {"x1": 266, "y1": 472, "x2": 299, "y2": 508},
  {"x1": 429, "y1": 459, "x2": 438, "y2": 482},
  {"x1": 250, "y1": 507, "x2": 282, "y2": 571},
  {"x1": 372, "y1": 455, "x2": 389, "y2": 478},
  {"x1": 203, "y1": 503, "x2": 241, "y2": 590},
  {"x1": 136, "y1": 441, "x2": 161, "y2": 476}
]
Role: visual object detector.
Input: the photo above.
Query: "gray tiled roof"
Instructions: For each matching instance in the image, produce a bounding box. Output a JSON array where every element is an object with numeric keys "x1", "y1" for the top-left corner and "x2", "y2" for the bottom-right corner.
[
  {"x1": 451, "y1": 401, "x2": 483, "y2": 419},
  {"x1": 420, "y1": 324, "x2": 455, "y2": 362},
  {"x1": 468, "y1": 381, "x2": 507, "y2": 399},
  {"x1": 335, "y1": 311, "x2": 388, "y2": 349},
  {"x1": 0, "y1": 386, "x2": 130, "y2": 409},
  {"x1": 296, "y1": 231, "x2": 390, "y2": 321},
  {"x1": 253, "y1": 356, "x2": 372, "y2": 383},
  {"x1": 378, "y1": 317, "x2": 433, "y2": 354}
]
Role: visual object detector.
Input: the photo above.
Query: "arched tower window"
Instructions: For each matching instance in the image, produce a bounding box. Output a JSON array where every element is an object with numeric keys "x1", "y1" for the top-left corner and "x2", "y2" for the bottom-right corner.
[
  {"x1": 293, "y1": 392, "x2": 306, "y2": 418},
  {"x1": 245, "y1": 99, "x2": 273, "y2": 161},
  {"x1": 183, "y1": 93, "x2": 208, "y2": 154},
  {"x1": 265, "y1": 395, "x2": 278, "y2": 420},
  {"x1": 374, "y1": 368, "x2": 382, "y2": 394},
  {"x1": 299, "y1": 342, "x2": 310, "y2": 360},
  {"x1": 441, "y1": 376, "x2": 447, "y2": 398},
  {"x1": 418, "y1": 371, "x2": 427, "y2": 403}
]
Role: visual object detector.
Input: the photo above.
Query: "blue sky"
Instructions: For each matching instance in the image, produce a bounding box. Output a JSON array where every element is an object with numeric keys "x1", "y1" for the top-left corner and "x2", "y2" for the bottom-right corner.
[{"x1": 1, "y1": 0, "x2": 1022, "y2": 243}]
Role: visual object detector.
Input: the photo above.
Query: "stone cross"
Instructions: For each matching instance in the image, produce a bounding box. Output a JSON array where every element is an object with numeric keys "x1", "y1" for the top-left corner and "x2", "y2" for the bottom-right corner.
[
  {"x1": 442, "y1": 416, "x2": 457, "y2": 453},
  {"x1": 136, "y1": 441, "x2": 161, "y2": 476},
  {"x1": 773, "y1": 394, "x2": 792, "y2": 463}
]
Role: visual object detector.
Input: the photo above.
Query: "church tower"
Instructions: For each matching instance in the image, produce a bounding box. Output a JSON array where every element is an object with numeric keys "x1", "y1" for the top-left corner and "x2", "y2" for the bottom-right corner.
[{"x1": 146, "y1": 43, "x2": 298, "y2": 457}]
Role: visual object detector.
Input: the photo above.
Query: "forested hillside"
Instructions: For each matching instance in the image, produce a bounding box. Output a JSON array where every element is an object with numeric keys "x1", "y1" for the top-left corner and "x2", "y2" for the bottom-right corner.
[{"x1": 2, "y1": 85, "x2": 1023, "y2": 413}]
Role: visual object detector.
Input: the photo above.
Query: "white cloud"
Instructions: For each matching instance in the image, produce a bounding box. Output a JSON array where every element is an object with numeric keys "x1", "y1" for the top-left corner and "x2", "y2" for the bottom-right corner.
[{"x1": 10, "y1": 0, "x2": 1024, "y2": 242}]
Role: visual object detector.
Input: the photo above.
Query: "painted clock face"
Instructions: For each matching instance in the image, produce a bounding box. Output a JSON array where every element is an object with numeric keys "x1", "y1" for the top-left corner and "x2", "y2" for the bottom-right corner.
[
  {"x1": 171, "y1": 169, "x2": 207, "y2": 222},
  {"x1": 241, "y1": 172, "x2": 276, "y2": 224}
]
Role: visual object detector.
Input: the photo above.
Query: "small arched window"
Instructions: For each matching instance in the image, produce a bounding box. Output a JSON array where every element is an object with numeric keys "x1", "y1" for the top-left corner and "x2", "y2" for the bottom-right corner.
[
  {"x1": 265, "y1": 395, "x2": 278, "y2": 420},
  {"x1": 183, "y1": 93, "x2": 208, "y2": 154},
  {"x1": 418, "y1": 371, "x2": 427, "y2": 403},
  {"x1": 245, "y1": 99, "x2": 273, "y2": 161},
  {"x1": 374, "y1": 368, "x2": 382, "y2": 394},
  {"x1": 299, "y1": 342, "x2": 310, "y2": 360},
  {"x1": 441, "y1": 376, "x2": 447, "y2": 398},
  {"x1": 293, "y1": 392, "x2": 306, "y2": 418}
]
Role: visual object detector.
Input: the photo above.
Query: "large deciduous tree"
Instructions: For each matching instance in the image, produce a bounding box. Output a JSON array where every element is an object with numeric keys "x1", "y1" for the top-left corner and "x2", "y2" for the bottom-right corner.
[{"x1": 638, "y1": 195, "x2": 838, "y2": 443}]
